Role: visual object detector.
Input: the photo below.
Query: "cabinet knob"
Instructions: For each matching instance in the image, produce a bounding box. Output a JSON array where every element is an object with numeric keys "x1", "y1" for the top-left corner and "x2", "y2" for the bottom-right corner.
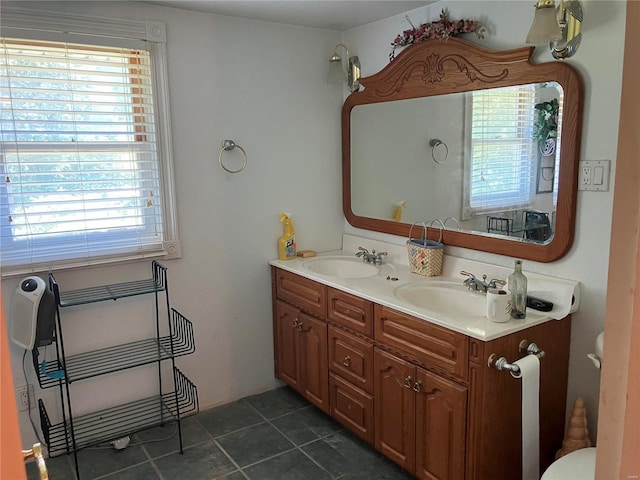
[
  {"x1": 343, "y1": 355, "x2": 351, "y2": 367},
  {"x1": 404, "y1": 375, "x2": 413, "y2": 389},
  {"x1": 413, "y1": 380, "x2": 422, "y2": 393},
  {"x1": 293, "y1": 319, "x2": 302, "y2": 330}
]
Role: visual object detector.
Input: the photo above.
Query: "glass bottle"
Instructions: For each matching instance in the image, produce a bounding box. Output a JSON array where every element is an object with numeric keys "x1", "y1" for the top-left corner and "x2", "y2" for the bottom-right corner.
[{"x1": 508, "y1": 259, "x2": 527, "y2": 319}]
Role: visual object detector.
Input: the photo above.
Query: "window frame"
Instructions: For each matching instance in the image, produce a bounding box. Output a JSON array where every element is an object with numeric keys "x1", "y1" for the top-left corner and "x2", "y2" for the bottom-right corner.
[
  {"x1": 461, "y1": 85, "x2": 538, "y2": 220},
  {"x1": 0, "y1": 7, "x2": 179, "y2": 276}
]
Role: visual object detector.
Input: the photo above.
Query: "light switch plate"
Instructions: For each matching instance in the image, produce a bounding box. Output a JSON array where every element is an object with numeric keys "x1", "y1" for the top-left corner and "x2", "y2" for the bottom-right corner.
[{"x1": 579, "y1": 160, "x2": 610, "y2": 191}]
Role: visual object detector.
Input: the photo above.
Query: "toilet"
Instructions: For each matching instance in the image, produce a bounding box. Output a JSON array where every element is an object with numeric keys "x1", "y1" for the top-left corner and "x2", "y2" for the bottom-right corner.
[
  {"x1": 541, "y1": 332, "x2": 603, "y2": 479},
  {"x1": 540, "y1": 447, "x2": 596, "y2": 480}
]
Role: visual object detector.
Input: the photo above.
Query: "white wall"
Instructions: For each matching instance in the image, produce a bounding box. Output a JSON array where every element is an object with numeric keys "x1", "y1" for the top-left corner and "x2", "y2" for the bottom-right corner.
[
  {"x1": 343, "y1": 0, "x2": 627, "y2": 440},
  {"x1": 351, "y1": 95, "x2": 466, "y2": 224},
  {"x1": 2, "y1": 1, "x2": 345, "y2": 447}
]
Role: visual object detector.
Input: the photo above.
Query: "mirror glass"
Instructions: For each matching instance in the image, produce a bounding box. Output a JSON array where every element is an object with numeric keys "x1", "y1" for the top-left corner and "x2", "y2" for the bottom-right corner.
[
  {"x1": 342, "y1": 39, "x2": 583, "y2": 262},
  {"x1": 351, "y1": 82, "x2": 562, "y2": 244}
]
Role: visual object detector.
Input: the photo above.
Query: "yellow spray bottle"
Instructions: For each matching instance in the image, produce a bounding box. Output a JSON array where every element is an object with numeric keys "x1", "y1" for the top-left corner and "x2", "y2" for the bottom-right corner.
[
  {"x1": 393, "y1": 201, "x2": 407, "y2": 222},
  {"x1": 279, "y1": 212, "x2": 296, "y2": 260}
]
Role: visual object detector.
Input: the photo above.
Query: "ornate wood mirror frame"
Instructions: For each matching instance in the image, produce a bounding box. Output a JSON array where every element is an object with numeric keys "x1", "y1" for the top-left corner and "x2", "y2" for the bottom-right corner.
[{"x1": 342, "y1": 38, "x2": 584, "y2": 262}]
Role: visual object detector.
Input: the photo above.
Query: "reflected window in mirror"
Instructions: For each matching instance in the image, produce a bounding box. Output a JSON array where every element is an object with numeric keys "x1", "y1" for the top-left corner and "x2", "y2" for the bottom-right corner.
[
  {"x1": 464, "y1": 85, "x2": 538, "y2": 218},
  {"x1": 462, "y1": 83, "x2": 562, "y2": 243}
]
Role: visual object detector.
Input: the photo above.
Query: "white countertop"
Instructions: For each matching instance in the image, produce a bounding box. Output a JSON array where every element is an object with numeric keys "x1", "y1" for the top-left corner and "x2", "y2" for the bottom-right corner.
[{"x1": 270, "y1": 245, "x2": 579, "y2": 341}]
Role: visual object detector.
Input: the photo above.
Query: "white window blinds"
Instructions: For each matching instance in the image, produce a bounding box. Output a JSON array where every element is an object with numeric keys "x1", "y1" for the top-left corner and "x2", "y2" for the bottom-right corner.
[
  {"x1": 465, "y1": 85, "x2": 537, "y2": 217},
  {"x1": 1, "y1": 38, "x2": 167, "y2": 271}
]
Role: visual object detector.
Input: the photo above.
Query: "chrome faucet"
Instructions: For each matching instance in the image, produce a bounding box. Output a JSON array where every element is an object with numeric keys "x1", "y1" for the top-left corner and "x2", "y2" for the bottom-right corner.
[
  {"x1": 356, "y1": 247, "x2": 388, "y2": 265},
  {"x1": 460, "y1": 271, "x2": 506, "y2": 293}
]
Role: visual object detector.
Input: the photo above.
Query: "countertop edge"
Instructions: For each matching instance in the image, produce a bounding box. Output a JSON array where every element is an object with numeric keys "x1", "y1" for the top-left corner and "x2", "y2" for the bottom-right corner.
[{"x1": 270, "y1": 252, "x2": 563, "y2": 342}]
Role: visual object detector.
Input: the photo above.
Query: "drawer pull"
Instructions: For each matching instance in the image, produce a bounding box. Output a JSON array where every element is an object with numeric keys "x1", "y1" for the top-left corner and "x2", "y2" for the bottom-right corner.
[
  {"x1": 293, "y1": 319, "x2": 302, "y2": 331},
  {"x1": 343, "y1": 355, "x2": 351, "y2": 367},
  {"x1": 395, "y1": 376, "x2": 412, "y2": 389},
  {"x1": 413, "y1": 380, "x2": 422, "y2": 393}
]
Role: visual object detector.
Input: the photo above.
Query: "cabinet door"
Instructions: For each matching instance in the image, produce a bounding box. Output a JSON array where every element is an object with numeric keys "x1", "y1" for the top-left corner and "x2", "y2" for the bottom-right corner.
[
  {"x1": 374, "y1": 348, "x2": 416, "y2": 474},
  {"x1": 298, "y1": 312, "x2": 329, "y2": 414},
  {"x1": 415, "y1": 368, "x2": 467, "y2": 480},
  {"x1": 275, "y1": 300, "x2": 302, "y2": 391}
]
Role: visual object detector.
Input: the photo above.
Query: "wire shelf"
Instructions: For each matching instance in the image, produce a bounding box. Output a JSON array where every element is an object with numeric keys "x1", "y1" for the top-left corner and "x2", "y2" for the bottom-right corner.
[
  {"x1": 50, "y1": 261, "x2": 167, "y2": 307},
  {"x1": 34, "y1": 309, "x2": 194, "y2": 388},
  {"x1": 41, "y1": 367, "x2": 198, "y2": 456}
]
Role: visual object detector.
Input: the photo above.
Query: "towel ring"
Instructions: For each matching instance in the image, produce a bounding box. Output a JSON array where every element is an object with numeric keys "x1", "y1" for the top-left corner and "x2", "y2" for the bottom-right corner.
[
  {"x1": 219, "y1": 140, "x2": 247, "y2": 174},
  {"x1": 429, "y1": 138, "x2": 449, "y2": 164}
]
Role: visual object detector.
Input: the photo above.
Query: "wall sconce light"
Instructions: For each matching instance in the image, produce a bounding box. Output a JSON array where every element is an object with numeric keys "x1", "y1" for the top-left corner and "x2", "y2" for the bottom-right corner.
[
  {"x1": 327, "y1": 43, "x2": 361, "y2": 92},
  {"x1": 526, "y1": 0, "x2": 583, "y2": 59}
]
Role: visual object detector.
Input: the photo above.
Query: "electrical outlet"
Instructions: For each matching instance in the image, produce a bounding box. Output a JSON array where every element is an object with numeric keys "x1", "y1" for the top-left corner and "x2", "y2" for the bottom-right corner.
[
  {"x1": 16, "y1": 385, "x2": 35, "y2": 411},
  {"x1": 579, "y1": 160, "x2": 611, "y2": 191},
  {"x1": 580, "y1": 166, "x2": 592, "y2": 185}
]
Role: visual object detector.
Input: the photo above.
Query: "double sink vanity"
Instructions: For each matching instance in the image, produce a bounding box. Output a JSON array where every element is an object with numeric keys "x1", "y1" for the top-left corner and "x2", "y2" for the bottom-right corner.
[
  {"x1": 270, "y1": 236, "x2": 579, "y2": 480},
  {"x1": 270, "y1": 35, "x2": 585, "y2": 480}
]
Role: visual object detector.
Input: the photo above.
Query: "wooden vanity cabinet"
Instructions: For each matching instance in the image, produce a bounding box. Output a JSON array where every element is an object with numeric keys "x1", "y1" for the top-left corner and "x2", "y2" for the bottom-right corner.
[
  {"x1": 327, "y1": 287, "x2": 376, "y2": 444},
  {"x1": 374, "y1": 348, "x2": 467, "y2": 479},
  {"x1": 374, "y1": 308, "x2": 468, "y2": 480},
  {"x1": 328, "y1": 324, "x2": 375, "y2": 443},
  {"x1": 271, "y1": 267, "x2": 571, "y2": 480},
  {"x1": 464, "y1": 320, "x2": 572, "y2": 480},
  {"x1": 274, "y1": 299, "x2": 329, "y2": 414},
  {"x1": 374, "y1": 305, "x2": 468, "y2": 380},
  {"x1": 328, "y1": 287, "x2": 373, "y2": 337},
  {"x1": 273, "y1": 267, "x2": 330, "y2": 414},
  {"x1": 328, "y1": 324, "x2": 373, "y2": 393}
]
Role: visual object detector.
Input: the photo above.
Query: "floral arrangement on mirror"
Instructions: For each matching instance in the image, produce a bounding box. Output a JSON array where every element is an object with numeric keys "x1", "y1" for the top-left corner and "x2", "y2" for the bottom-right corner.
[
  {"x1": 533, "y1": 98, "x2": 560, "y2": 156},
  {"x1": 390, "y1": 9, "x2": 486, "y2": 61}
]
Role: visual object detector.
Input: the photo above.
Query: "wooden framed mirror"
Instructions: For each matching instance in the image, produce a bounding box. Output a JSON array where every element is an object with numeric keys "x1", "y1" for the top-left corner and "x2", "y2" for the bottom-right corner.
[{"x1": 342, "y1": 38, "x2": 583, "y2": 262}]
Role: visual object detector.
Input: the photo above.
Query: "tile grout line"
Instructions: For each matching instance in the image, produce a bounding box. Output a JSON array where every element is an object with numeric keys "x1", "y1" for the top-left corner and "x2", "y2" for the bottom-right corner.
[
  {"x1": 196, "y1": 414, "x2": 251, "y2": 479},
  {"x1": 207, "y1": 403, "x2": 299, "y2": 473},
  {"x1": 243, "y1": 401, "x2": 338, "y2": 479},
  {"x1": 140, "y1": 442, "x2": 167, "y2": 480},
  {"x1": 91, "y1": 459, "x2": 156, "y2": 480}
]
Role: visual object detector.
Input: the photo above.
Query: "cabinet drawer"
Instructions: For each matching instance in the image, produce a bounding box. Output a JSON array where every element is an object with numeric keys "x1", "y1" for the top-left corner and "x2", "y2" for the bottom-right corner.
[
  {"x1": 275, "y1": 269, "x2": 327, "y2": 317},
  {"x1": 328, "y1": 325, "x2": 374, "y2": 394},
  {"x1": 328, "y1": 288, "x2": 373, "y2": 337},
  {"x1": 374, "y1": 305, "x2": 468, "y2": 380},
  {"x1": 330, "y1": 373, "x2": 374, "y2": 445}
]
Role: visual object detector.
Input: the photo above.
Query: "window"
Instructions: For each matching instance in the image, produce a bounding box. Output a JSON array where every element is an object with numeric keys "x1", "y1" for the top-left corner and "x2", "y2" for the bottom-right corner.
[
  {"x1": 462, "y1": 85, "x2": 537, "y2": 219},
  {"x1": 0, "y1": 11, "x2": 177, "y2": 274}
]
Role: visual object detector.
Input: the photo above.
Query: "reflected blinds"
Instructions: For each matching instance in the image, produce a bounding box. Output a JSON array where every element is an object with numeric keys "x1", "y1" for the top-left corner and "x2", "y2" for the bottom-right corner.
[
  {"x1": 0, "y1": 38, "x2": 164, "y2": 269},
  {"x1": 469, "y1": 85, "x2": 537, "y2": 212}
]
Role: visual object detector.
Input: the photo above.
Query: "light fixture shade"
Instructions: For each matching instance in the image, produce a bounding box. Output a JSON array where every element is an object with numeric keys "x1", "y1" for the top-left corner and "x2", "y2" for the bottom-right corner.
[
  {"x1": 327, "y1": 57, "x2": 347, "y2": 84},
  {"x1": 526, "y1": 2, "x2": 563, "y2": 45}
]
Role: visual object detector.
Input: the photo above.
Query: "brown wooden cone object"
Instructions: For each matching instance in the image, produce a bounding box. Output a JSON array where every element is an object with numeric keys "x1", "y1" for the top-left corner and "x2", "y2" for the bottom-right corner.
[{"x1": 555, "y1": 397, "x2": 592, "y2": 459}]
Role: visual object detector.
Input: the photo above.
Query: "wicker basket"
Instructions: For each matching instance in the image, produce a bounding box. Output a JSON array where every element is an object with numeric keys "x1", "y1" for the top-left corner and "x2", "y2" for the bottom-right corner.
[{"x1": 406, "y1": 222, "x2": 443, "y2": 277}]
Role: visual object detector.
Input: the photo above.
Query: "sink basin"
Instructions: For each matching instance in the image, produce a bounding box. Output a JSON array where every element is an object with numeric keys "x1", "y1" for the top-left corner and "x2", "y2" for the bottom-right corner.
[
  {"x1": 394, "y1": 282, "x2": 486, "y2": 318},
  {"x1": 302, "y1": 256, "x2": 382, "y2": 279}
]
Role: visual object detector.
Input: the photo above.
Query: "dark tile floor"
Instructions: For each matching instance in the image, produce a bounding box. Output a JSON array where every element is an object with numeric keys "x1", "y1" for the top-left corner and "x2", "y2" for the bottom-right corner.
[{"x1": 27, "y1": 386, "x2": 414, "y2": 480}]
